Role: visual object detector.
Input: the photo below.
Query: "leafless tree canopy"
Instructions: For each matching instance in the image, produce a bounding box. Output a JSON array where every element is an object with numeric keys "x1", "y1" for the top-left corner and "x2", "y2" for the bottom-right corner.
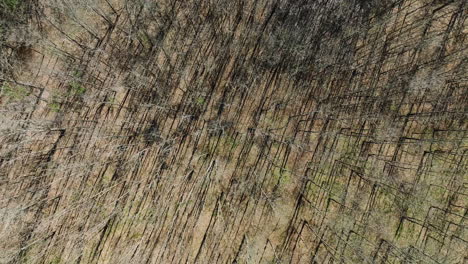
[{"x1": 0, "y1": 0, "x2": 467, "y2": 263}]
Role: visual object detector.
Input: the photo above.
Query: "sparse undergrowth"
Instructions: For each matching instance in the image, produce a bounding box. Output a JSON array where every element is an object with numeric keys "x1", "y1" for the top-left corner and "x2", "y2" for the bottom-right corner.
[{"x1": 0, "y1": 0, "x2": 466, "y2": 263}]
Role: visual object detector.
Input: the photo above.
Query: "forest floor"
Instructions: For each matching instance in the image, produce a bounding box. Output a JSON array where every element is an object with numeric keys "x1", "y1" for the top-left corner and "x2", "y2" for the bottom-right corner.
[{"x1": 0, "y1": 0, "x2": 467, "y2": 263}]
